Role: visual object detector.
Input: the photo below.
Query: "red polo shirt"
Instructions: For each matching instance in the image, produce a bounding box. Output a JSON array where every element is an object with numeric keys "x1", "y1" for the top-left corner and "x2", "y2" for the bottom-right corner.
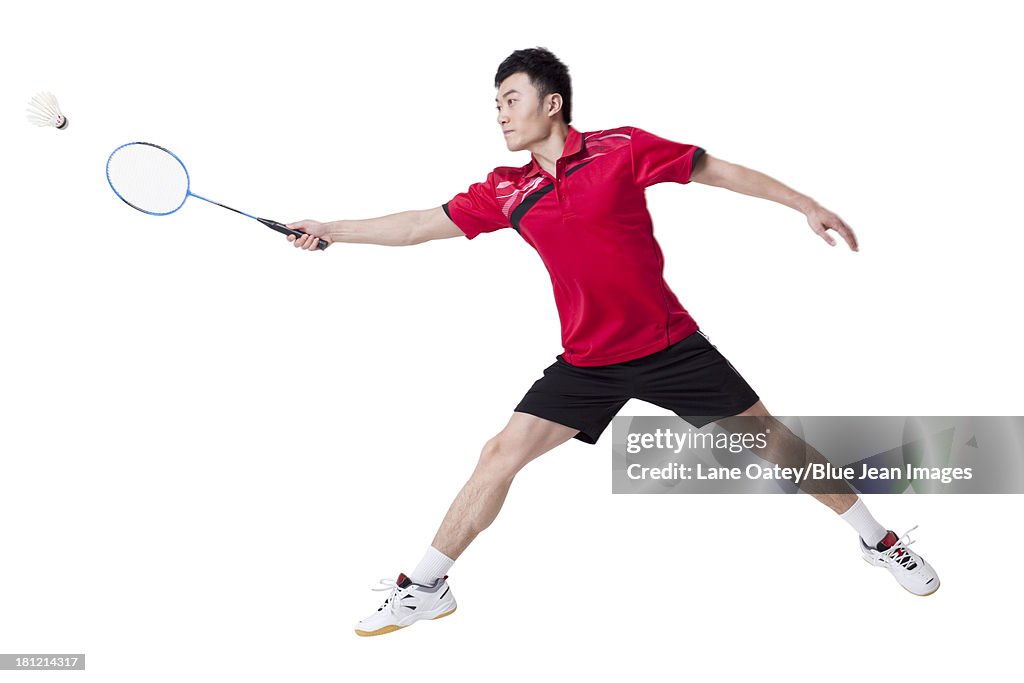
[{"x1": 443, "y1": 126, "x2": 705, "y2": 366}]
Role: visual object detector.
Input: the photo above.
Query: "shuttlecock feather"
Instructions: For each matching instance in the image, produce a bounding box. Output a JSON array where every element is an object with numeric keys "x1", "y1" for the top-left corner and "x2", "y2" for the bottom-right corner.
[{"x1": 26, "y1": 91, "x2": 69, "y2": 130}]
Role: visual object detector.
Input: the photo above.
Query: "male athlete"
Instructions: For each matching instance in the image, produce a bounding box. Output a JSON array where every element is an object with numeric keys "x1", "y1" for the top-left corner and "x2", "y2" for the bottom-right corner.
[{"x1": 286, "y1": 48, "x2": 941, "y2": 636}]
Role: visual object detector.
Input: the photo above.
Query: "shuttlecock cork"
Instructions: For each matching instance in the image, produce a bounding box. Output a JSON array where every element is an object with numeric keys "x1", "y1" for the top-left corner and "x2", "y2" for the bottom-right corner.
[{"x1": 26, "y1": 91, "x2": 69, "y2": 130}]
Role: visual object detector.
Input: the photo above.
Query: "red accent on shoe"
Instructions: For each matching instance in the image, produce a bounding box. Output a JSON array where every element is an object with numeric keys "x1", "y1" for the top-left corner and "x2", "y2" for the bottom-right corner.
[
  {"x1": 396, "y1": 573, "x2": 412, "y2": 588},
  {"x1": 879, "y1": 531, "x2": 899, "y2": 549}
]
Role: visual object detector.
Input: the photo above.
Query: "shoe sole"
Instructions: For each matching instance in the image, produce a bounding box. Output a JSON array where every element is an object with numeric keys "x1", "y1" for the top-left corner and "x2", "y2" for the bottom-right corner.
[
  {"x1": 862, "y1": 556, "x2": 940, "y2": 596},
  {"x1": 354, "y1": 607, "x2": 458, "y2": 637}
]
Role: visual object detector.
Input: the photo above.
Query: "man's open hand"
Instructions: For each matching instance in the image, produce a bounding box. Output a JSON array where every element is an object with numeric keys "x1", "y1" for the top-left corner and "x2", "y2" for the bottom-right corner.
[{"x1": 805, "y1": 204, "x2": 858, "y2": 251}]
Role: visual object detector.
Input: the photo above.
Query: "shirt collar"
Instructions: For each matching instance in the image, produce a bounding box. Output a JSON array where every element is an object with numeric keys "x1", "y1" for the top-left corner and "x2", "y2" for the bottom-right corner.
[{"x1": 526, "y1": 126, "x2": 584, "y2": 177}]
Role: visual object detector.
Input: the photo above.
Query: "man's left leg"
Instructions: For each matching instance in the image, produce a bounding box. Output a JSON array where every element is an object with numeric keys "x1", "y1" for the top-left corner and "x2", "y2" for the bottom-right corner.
[
  {"x1": 722, "y1": 400, "x2": 859, "y2": 513},
  {"x1": 718, "y1": 400, "x2": 941, "y2": 596}
]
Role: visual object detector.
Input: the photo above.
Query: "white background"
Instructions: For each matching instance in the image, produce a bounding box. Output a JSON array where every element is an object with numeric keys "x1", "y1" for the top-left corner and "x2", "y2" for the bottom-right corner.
[{"x1": 2, "y1": 0, "x2": 1021, "y2": 680}]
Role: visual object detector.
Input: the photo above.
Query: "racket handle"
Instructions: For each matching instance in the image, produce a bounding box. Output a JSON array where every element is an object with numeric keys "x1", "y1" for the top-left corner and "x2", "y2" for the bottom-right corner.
[{"x1": 257, "y1": 218, "x2": 329, "y2": 250}]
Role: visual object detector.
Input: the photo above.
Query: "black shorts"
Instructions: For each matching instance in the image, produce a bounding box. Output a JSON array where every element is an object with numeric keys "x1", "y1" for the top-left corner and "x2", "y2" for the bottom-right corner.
[{"x1": 514, "y1": 330, "x2": 759, "y2": 445}]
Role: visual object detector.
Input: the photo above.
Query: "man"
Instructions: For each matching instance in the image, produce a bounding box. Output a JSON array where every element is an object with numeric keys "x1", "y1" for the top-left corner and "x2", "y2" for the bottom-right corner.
[{"x1": 286, "y1": 48, "x2": 940, "y2": 637}]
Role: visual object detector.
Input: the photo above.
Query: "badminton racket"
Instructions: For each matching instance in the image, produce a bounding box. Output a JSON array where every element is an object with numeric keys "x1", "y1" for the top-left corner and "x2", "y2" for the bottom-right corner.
[{"x1": 106, "y1": 142, "x2": 328, "y2": 250}]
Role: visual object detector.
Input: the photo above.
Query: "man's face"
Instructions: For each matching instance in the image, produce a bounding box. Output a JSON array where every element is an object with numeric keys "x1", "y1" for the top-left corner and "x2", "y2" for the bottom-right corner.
[{"x1": 495, "y1": 72, "x2": 555, "y2": 151}]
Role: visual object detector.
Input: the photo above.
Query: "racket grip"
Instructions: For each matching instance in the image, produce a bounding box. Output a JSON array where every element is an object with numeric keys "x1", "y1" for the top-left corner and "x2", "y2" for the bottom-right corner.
[{"x1": 257, "y1": 218, "x2": 329, "y2": 250}]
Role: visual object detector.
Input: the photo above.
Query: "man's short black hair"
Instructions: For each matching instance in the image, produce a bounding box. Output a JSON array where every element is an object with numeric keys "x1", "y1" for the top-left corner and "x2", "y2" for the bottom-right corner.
[{"x1": 494, "y1": 47, "x2": 573, "y2": 125}]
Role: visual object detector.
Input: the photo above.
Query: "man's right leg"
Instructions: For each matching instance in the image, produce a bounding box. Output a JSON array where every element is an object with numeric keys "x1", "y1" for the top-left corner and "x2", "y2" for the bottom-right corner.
[
  {"x1": 431, "y1": 411, "x2": 580, "y2": 560},
  {"x1": 354, "y1": 412, "x2": 579, "y2": 636}
]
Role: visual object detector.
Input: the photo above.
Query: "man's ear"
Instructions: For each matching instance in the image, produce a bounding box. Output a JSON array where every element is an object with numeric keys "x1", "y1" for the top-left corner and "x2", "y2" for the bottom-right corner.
[{"x1": 546, "y1": 93, "x2": 563, "y2": 119}]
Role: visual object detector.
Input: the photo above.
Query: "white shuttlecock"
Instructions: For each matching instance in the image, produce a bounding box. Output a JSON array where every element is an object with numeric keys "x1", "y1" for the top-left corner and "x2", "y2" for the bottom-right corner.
[{"x1": 26, "y1": 91, "x2": 69, "y2": 130}]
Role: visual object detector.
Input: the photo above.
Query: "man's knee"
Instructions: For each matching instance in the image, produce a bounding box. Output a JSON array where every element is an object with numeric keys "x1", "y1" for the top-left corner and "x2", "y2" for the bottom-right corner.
[
  {"x1": 476, "y1": 432, "x2": 531, "y2": 479},
  {"x1": 715, "y1": 399, "x2": 773, "y2": 432}
]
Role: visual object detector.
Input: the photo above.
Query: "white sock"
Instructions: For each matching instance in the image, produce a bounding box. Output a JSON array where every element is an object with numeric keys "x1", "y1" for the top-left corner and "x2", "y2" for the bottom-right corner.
[
  {"x1": 839, "y1": 498, "x2": 887, "y2": 547},
  {"x1": 409, "y1": 546, "x2": 454, "y2": 586}
]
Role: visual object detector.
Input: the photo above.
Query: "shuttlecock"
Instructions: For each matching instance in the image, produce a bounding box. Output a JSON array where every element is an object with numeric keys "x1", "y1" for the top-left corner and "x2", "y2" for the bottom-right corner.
[{"x1": 26, "y1": 91, "x2": 69, "y2": 130}]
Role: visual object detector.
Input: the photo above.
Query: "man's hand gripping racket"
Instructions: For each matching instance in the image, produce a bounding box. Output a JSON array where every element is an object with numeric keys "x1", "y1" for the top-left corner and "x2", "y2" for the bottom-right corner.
[{"x1": 285, "y1": 220, "x2": 333, "y2": 250}]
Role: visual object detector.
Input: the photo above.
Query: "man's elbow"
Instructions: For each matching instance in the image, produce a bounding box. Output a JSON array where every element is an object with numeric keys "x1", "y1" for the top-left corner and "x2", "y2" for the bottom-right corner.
[{"x1": 408, "y1": 207, "x2": 464, "y2": 245}]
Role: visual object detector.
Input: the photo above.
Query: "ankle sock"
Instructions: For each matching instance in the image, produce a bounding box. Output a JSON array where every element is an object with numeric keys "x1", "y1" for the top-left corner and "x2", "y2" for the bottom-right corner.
[
  {"x1": 839, "y1": 498, "x2": 888, "y2": 548},
  {"x1": 409, "y1": 546, "x2": 454, "y2": 586}
]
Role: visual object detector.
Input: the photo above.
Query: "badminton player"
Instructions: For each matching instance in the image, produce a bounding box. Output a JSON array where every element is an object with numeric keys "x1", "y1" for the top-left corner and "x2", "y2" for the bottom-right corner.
[{"x1": 286, "y1": 48, "x2": 941, "y2": 636}]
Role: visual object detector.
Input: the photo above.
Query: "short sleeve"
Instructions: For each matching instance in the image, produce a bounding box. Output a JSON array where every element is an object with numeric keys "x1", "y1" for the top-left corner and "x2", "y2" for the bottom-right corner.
[
  {"x1": 442, "y1": 172, "x2": 510, "y2": 240},
  {"x1": 630, "y1": 127, "x2": 706, "y2": 188}
]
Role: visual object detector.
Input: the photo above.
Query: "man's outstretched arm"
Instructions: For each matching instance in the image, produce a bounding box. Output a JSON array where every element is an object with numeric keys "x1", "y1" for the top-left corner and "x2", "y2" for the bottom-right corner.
[
  {"x1": 690, "y1": 154, "x2": 859, "y2": 251},
  {"x1": 285, "y1": 206, "x2": 463, "y2": 250}
]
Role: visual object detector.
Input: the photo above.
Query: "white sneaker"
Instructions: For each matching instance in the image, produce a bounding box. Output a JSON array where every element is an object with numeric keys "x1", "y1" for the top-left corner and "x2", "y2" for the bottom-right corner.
[
  {"x1": 354, "y1": 573, "x2": 457, "y2": 637},
  {"x1": 860, "y1": 527, "x2": 940, "y2": 596}
]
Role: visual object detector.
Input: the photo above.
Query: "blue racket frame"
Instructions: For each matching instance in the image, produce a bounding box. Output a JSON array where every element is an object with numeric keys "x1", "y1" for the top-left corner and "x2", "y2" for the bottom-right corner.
[{"x1": 106, "y1": 142, "x2": 328, "y2": 249}]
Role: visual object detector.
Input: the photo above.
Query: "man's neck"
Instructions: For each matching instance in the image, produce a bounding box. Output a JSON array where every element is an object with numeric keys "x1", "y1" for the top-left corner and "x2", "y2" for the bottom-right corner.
[{"x1": 529, "y1": 122, "x2": 570, "y2": 175}]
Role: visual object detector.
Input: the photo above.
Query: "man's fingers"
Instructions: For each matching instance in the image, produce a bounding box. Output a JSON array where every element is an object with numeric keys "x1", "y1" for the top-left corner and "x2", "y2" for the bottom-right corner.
[
  {"x1": 825, "y1": 216, "x2": 858, "y2": 252},
  {"x1": 837, "y1": 225, "x2": 858, "y2": 251},
  {"x1": 814, "y1": 224, "x2": 836, "y2": 246},
  {"x1": 284, "y1": 224, "x2": 325, "y2": 251},
  {"x1": 839, "y1": 220, "x2": 859, "y2": 251}
]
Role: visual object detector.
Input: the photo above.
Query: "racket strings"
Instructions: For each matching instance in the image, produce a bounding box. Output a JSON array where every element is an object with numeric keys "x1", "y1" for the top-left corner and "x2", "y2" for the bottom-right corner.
[{"x1": 106, "y1": 143, "x2": 189, "y2": 215}]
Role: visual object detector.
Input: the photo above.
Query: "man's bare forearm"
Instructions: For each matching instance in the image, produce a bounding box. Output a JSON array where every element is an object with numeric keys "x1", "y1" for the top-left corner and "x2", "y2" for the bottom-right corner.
[
  {"x1": 692, "y1": 155, "x2": 857, "y2": 250},
  {"x1": 705, "y1": 159, "x2": 818, "y2": 214},
  {"x1": 325, "y1": 209, "x2": 429, "y2": 246}
]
